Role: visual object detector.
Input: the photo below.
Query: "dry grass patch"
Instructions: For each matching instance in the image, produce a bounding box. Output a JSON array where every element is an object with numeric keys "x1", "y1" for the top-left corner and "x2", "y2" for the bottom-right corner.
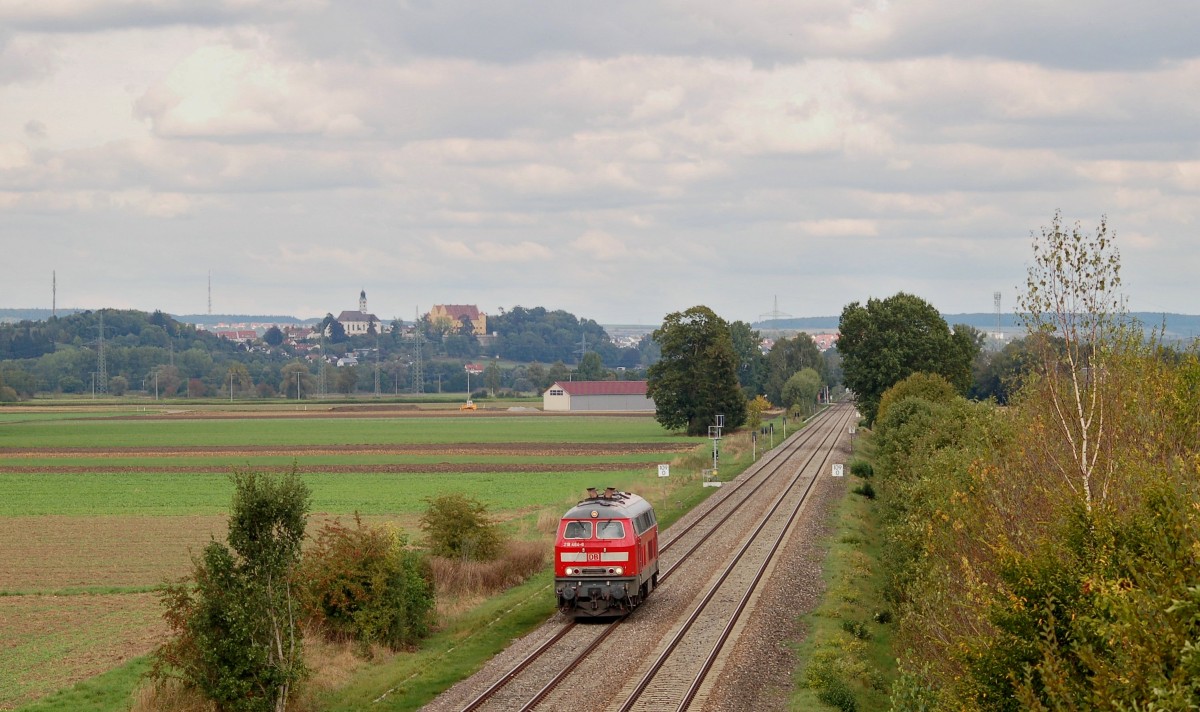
[
  {"x1": 131, "y1": 631, "x2": 385, "y2": 712},
  {"x1": 430, "y1": 540, "x2": 548, "y2": 597},
  {"x1": 429, "y1": 540, "x2": 548, "y2": 619},
  {"x1": 129, "y1": 678, "x2": 213, "y2": 712}
]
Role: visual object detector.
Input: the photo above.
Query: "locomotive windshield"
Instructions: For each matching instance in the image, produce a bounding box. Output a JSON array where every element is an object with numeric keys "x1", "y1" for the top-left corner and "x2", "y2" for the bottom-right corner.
[
  {"x1": 596, "y1": 521, "x2": 626, "y2": 539},
  {"x1": 564, "y1": 520, "x2": 592, "y2": 539}
]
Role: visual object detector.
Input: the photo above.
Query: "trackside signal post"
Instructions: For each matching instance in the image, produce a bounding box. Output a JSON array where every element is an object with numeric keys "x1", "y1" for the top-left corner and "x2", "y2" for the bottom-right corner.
[{"x1": 709, "y1": 414, "x2": 724, "y2": 475}]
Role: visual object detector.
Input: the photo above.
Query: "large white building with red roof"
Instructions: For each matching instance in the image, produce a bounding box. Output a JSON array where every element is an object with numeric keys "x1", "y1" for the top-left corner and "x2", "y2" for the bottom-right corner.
[{"x1": 543, "y1": 380, "x2": 655, "y2": 412}]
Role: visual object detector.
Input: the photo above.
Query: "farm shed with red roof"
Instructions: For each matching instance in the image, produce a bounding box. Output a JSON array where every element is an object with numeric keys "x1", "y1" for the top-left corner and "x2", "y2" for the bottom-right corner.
[{"x1": 543, "y1": 380, "x2": 655, "y2": 412}]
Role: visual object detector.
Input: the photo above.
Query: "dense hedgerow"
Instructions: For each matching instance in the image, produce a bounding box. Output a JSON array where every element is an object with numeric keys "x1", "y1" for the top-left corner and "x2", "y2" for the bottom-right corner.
[
  {"x1": 876, "y1": 351, "x2": 1200, "y2": 709},
  {"x1": 299, "y1": 515, "x2": 434, "y2": 653}
]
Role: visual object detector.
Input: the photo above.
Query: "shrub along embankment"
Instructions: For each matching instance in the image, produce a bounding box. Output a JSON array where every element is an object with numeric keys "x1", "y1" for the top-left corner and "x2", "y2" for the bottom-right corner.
[{"x1": 873, "y1": 345, "x2": 1200, "y2": 709}]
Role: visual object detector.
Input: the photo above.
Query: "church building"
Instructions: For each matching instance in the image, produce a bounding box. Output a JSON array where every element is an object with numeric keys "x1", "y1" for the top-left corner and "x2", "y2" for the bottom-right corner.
[{"x1": 337, "y1": 290, "x2": 382, "y2": 336}]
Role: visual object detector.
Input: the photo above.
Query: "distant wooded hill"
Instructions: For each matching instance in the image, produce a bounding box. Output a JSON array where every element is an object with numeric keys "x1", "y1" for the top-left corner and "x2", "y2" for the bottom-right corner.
[
  {"x1": 0, "y1": 309, "x2": 317, "y2": 326},
  {"x1": 756, "y1": 312, "x2": 1200, "y2": 338}
]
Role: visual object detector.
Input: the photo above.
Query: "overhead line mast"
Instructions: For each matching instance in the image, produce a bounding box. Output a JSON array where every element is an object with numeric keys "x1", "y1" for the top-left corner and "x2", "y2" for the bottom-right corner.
[
  {"x1": 412, "y1": 306, "x2": 424, "y2": 394},
  {"x1": 759, "y1": 295, "x2": 791, "y2": 324}
]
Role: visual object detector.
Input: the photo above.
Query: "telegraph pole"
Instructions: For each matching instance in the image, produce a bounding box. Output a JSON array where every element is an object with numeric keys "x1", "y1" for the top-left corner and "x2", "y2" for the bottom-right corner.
[{"x1": 374, "y1": 334, "x2": 381, "y2": 397}]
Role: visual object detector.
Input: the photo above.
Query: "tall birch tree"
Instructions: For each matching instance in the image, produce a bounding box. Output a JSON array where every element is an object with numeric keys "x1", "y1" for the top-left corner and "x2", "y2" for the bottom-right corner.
[{"x1": 1018, "y1": 211, "x2": 1124, "y2": 512}]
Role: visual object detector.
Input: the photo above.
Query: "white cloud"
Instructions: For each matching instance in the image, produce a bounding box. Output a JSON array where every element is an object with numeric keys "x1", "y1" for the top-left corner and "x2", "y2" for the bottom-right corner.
[
  {"x1": 572, "y1": 230, "x2": 630, "y2": 260},
  {"x1": 431, "y1": 237, "x2": 553, "y2": 262},
  {"x1": 792, "y1": 219, "x2": 879, "y2": 237},
  {"x1": 108, "y1": 189, "x2": 193, "y2": 218},
  {"x1": 135, "y1": 40, "x2": 362, "y2": 138}
]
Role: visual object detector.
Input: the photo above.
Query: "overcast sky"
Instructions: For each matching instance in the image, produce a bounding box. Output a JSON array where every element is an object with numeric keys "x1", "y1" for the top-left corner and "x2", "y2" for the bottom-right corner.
[{"x1": 1, "y1": 1, "x2": 1198, "y2": 325}]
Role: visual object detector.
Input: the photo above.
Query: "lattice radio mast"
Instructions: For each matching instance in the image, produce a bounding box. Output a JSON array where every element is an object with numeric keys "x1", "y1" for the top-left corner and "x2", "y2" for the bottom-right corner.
[
  {"x1": 52, "y1": 271, "x2": 56, "y2": 317},
  {"x1": 208, "y1": 271, "x2": 212, "y2": 315}
]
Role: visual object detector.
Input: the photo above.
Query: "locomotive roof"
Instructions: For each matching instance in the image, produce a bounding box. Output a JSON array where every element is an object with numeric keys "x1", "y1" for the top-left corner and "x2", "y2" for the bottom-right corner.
[{"x1": 562, "y1": 489, "x2": 654, "y2": 520}]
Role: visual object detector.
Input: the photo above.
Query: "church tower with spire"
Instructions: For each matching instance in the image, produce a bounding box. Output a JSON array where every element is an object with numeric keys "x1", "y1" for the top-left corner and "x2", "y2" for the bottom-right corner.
[{"x1": 359, "y1": 289, "x2": 367, "y2": 314}]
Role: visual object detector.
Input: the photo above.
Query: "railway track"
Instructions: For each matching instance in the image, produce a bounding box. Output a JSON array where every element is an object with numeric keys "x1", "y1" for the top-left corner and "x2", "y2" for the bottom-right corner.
[
  {"x1": 430, "y1": 403, "x2": 854, "y2": 712},
  {"x1": 616, "y1": 406, "x2": 853, "y2": 711}
]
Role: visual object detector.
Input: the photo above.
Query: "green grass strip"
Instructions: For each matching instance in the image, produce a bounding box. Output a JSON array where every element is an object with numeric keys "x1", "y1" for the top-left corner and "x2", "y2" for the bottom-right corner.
[
  {"x1": 4, "y1": 452, "x2": 675, "y2": 468},
  {"x1": 14, "y1": 656, "x2": 150, "y2": 712},
  {"x1": 790, "y1": 436, "x2": 897, "y2": 711},
  {"x1": 0, "y1": 415, "x2": 692, "y2": 449},
  {"x1": 0, "y1": 585, "x2": 163, "y2": 597},
  {"x1": 0, "y1": 469, "x2": 665, "y2": 516}
]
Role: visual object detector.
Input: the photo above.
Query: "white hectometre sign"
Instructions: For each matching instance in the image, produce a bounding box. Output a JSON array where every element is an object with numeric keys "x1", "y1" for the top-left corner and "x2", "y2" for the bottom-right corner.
[
  {"x1": 832, "y1": 463, "x2": 844, "y2": 477},
  {"x1": 658, "y1": 464, "x2": 670, "y2": 478}
]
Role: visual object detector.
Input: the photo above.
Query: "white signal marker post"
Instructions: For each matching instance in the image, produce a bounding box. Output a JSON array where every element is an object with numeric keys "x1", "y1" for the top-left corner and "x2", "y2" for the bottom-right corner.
[
  {"x1": 658, "y1": 464, "x2": 670, "y2": 478},
  {"x1": 832, "y1": 463, "x2": 845, "y2": 477}
]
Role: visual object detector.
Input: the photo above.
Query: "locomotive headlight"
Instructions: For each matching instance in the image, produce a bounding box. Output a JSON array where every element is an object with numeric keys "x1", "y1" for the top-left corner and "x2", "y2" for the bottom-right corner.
[
  {"x1": 567, "y1": 567, "x2": 578, "y2": 575},
  {"x1": 607, "y1": 566, "x2": 624, "y2": 576}
]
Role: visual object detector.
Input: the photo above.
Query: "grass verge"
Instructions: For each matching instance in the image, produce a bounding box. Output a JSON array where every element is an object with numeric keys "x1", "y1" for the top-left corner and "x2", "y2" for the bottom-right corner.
[{"x1": 790, "y1": 433, "x2": 896, "y2": 711}]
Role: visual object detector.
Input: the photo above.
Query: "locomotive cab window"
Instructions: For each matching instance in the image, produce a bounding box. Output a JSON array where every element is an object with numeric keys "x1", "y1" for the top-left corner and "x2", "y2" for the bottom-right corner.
[
  {"x1": 564, "y1": 520, "x2": 592, "y2": 539},
  {"x1": 597, "y1": 521, "x2": 626, "y2": 539}
]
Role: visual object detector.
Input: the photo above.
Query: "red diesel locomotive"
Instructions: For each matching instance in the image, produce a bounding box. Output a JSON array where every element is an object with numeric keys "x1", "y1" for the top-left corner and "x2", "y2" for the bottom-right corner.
[{"x1": 554, "y1": 487, "x2": 659, "y2": 618}]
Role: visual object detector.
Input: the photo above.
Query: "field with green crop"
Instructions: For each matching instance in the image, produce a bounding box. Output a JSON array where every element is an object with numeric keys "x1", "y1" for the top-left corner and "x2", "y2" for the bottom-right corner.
[
  {"x1": 0, "y1": 411, "x2": 679, "y2": 448},
  {"x1": 0, "y1": 405, "x2": 707, "y2": 710}
]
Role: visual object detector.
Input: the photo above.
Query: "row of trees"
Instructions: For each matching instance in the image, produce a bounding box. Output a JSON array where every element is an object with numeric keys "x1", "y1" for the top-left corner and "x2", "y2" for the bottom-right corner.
[
  {"x1": 861, "y1": 214, "x2": 1200, "y2": 708},
  {"x1": 0, "y1": 305, "x2": 654, "y2": 399},
  {"x1": 644, "y1": 305, "x2": 846, "y2": 435}
]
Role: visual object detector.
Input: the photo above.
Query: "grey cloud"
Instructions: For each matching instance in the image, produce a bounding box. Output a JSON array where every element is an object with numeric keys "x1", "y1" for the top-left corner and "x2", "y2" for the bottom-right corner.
[
  {"x1": 0, "y1": 1, "x2": 305, "y2": 33},
  {"x1": 0, "y1": 31, "x2": 58, "y2": 84},
  {"x1": 877, "y1": 0, "x2": 1200, "y2": 69},
  {"x1": 277, "y1": 1, "x2": 1200, "y2": 69}
]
